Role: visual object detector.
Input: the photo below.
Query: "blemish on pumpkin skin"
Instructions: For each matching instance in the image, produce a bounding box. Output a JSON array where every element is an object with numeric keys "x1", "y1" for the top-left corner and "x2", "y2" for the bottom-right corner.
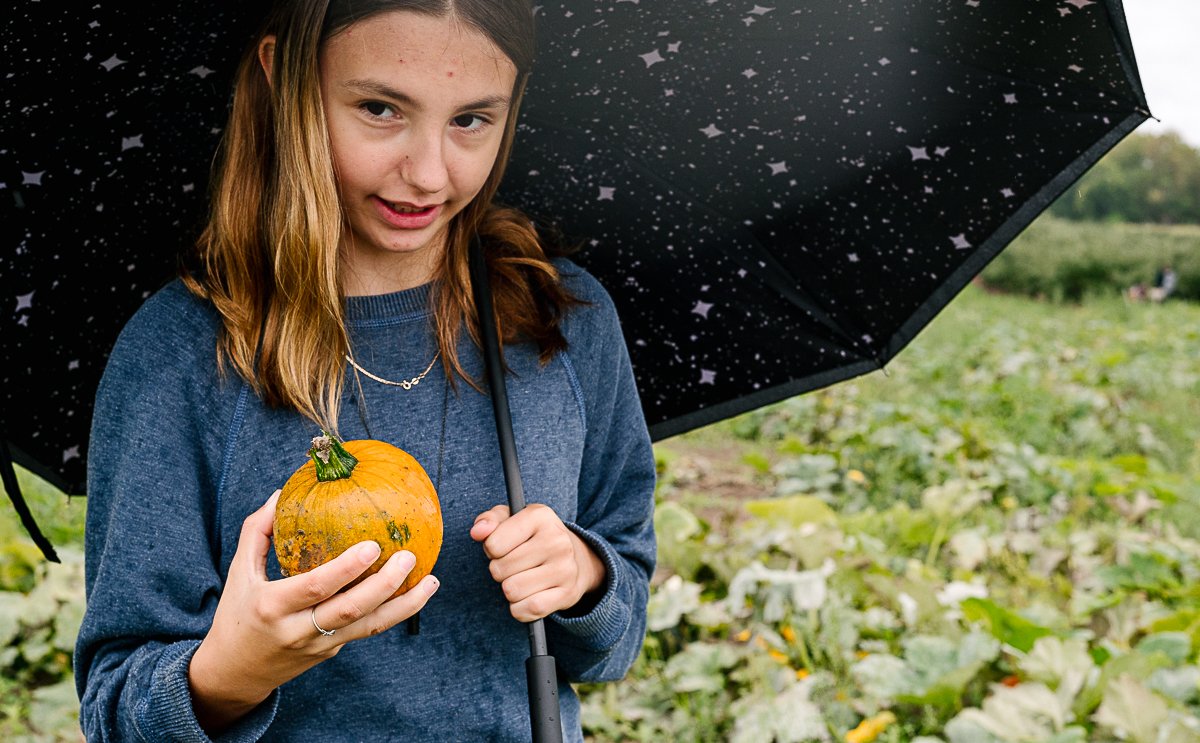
[{"x1": 387, "y1": 520, "x2": 412, "y2": 546}]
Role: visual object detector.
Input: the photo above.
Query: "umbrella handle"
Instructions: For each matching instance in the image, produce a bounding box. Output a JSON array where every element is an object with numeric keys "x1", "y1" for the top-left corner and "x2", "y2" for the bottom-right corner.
[{"x1": 468, "y1": 236, "x2": 564, "y2": 743}]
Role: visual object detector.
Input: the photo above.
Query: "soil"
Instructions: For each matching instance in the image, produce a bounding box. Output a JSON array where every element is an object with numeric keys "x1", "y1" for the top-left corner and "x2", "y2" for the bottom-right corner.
[{"x1": 654, "y1": 432, "x2": 776, "y2": 529}]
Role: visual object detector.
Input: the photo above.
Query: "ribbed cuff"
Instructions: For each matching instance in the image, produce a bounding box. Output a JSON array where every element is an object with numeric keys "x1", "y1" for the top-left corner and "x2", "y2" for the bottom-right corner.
[
  {"x1": 134, "y1": 640, "x2": 280, "y2": 742},
  {"x1": 548, "y1": 522, "x2": 633, "y2": 653}
]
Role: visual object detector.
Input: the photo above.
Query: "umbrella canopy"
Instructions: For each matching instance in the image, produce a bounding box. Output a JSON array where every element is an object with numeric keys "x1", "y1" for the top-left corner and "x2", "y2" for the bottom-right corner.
[
  {"x1": 502, "y1": 0, "x2": 1150, "y2": 440},
  {"x1": 3, "y1": 1, "x2": 1148, "y2": 497}
]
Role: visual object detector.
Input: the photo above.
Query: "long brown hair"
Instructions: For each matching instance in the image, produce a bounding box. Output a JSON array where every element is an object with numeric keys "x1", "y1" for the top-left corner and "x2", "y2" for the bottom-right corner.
[{"x1": 181, "y1": 0, "x2": 578, "y2": 430}]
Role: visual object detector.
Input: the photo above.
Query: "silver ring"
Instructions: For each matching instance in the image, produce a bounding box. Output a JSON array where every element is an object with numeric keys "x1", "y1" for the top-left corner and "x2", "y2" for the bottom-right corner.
[{"x1": 311, "y1": 606, "x2": 336, "y2": 637}]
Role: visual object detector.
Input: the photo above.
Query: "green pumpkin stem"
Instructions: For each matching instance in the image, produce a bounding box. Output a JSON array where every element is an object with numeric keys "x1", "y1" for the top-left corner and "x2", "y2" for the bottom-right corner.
[{"x1": 309, "y1": 432, "x2": 359, "y2": 482}]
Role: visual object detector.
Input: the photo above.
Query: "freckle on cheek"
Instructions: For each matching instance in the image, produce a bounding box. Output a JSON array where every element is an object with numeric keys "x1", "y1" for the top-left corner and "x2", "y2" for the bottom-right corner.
[{"x1": 447, "y1": 71, "x2": 455, "y2": 78}]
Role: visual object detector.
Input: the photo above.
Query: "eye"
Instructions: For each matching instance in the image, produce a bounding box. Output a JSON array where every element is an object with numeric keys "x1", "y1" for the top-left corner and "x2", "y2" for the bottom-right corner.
[
  {"x1": 359, "y1": 101, "x2": 397, "y2": 120},
  {"x1": 451, "y1": 113, "x2": 489, "y2": 132}
]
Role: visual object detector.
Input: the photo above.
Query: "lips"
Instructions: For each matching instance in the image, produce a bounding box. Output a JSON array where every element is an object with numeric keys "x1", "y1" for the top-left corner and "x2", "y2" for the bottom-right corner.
[
  {"x1": 371, "y1": 196, "x2": 443, "y2": 229},
  {"x1": 386, "y1": 201, "x2": 437, "y2": 214}
]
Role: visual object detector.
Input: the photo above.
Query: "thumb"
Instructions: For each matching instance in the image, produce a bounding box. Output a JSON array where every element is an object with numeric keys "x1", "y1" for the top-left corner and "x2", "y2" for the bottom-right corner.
[
  {"x1": 470, "y1": 505, "x2": 509, "y2": 542},
  {"x1": 250, "y1": 489, "x2": 282, "y2": 537},
  {"x1": 237, "y1": 489, "x2": 281, "y2": 577},
  {"x1": 470, "y1": 517, "x2": 497, "y2": 542}
]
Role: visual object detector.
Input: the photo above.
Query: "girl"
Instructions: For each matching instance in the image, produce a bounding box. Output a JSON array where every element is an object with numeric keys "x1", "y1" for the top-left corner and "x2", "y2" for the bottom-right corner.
[{"x1": 74, "y1": 1, "x2": 656, "y2": 740}]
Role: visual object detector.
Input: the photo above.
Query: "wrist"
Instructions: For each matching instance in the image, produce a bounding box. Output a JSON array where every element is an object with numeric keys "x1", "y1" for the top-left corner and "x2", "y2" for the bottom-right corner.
[
  {"x1": 570, "y1": 532, "x2": 607, "y2": 601},
  {"x1": 188, "y1": 639, "x2": 274, "y2": 732}
]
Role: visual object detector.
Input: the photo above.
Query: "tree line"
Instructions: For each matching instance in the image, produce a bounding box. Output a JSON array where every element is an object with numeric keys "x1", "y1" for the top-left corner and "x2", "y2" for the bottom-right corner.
[{"x1": 1052, "y1": 131, "x2": 1200, "y2": 225}]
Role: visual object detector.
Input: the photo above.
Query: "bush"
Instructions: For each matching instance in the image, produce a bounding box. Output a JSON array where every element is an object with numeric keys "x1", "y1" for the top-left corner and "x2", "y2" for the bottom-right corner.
[{"x1": 983, "y1": 217, "x2": 1200, "y2": 301}]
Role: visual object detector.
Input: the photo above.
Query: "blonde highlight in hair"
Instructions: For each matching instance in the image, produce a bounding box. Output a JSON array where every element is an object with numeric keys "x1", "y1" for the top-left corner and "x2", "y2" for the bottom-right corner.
[{"x1": 182, "y1": 0, "x2": 578, "y2": 430}]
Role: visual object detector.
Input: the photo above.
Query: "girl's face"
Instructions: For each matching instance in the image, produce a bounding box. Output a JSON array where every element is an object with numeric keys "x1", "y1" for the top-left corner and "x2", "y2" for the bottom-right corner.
[{"x1": 319, "y1": 11, "x2": 518, "y2": 293}]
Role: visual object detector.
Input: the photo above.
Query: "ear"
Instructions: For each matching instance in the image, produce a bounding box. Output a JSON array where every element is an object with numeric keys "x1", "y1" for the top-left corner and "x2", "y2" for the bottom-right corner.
[{"x1": 257, "y1": 35, "x2": 277, "y2": 87}]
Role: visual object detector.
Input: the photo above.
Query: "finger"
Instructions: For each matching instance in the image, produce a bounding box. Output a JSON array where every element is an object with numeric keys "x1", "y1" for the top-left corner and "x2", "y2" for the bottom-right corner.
[
  {"x1": 238, "y1": 489, "x2": 281, "y2": 578},
  {"x1": 500, "y1": 563, "x2": 564, "y2": 607},
  {"x1": 470, "y1": 504, "x2": 512, "y2": 542},
  {"x1": 509, "y1": 584, "x2": 573, "y2": 623},
  {"x1": 338, "y1": 574, "x2": 441, "y2": 641},
  {"x1": 487, "y1": 538, "x2": 555, "y2": 583},
  {"x1": 310, "y1": 550, "x2": 417, "y2": 632},
  {"x1": 274, "y1": 540, "x2": 381, "y2": 613},
  {"x1": 481, "y1": 506, "x2": 556, "y2": 560}
]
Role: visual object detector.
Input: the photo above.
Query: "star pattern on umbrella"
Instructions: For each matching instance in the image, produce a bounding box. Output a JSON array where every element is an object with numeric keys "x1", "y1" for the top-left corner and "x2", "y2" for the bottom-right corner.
[{"x1": 4, "y1": 0, "x2": 1150, "y2": 489}]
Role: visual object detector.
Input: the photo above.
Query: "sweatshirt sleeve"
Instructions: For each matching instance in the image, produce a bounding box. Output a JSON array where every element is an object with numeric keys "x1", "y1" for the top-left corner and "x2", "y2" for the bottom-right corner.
[
  {"x1": 74, "y1": 284, "x2": 280, "y2": 742},
  {"x1": 544, "y1": 264, "x2": 657, "y2": 683}
]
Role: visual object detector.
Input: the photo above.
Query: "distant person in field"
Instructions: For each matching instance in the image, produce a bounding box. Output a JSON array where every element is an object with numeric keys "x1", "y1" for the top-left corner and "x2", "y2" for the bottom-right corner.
[{"x1": 1150, "y1": 265, "x2": 1178, "y2": 303}]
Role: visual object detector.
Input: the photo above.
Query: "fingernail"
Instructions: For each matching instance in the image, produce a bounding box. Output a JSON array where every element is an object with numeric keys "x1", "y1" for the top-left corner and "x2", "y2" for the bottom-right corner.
[
  {"x1": 474, "y1": 519, "x2": 490, "y2": 529},
  {"x1": 358, "y1": 541, "x2": 381, "y2": 564},
  {"x1": 427, "y1": 576, "x2": 440, "y2": 594},
  {"x1": 396, "y1": 550, "x2": 416, "y2": 571}
]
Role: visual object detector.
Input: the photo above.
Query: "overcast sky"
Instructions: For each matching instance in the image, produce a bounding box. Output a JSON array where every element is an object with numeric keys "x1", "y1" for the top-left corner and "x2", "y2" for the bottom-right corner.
[{"x1": 1124, "y1": 0, "x2": 1200, "y2": 148}]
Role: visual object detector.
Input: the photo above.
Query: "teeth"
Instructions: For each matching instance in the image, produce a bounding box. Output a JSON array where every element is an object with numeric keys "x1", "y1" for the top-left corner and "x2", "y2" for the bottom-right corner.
[{"x1": 389, "y1": 202, "x2": 426, "y2": 214}]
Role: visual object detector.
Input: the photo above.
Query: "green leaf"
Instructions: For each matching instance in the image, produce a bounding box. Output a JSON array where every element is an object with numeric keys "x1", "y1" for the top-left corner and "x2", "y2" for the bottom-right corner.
[
  {"x1": 1097, "y1": 551, "x2": 1180, "y2": 595},
  {"x1": 27, "y1": 679, "x2": 80, "y2": 739},
  {"x1": 1074, "y1": 650, "x2": 1173, "y2": 717},
  {"x1": 725, "y1": 561, "x2": 832, "y2": 621},
  {"x1": 655, "y1": 501, "x2": 702, "y2": 543},
  {"x1": 0, "y1": 592, "x2": 23, "y2": 647},
  {"x1": 1136, "y1": 632, "x2": 1192, "y2": 666},
  {"x1": 961, "y1": 598, "x2": 1054, "y2": 653},
  {"x1": 1018, "y1": 636, "x2": 1095, "y2": 703},
  {"x1": 654, "y1": 501, "x2": 705, "y2": 579},
  {"x1": 730, "y1": 679, "x2": 831, "y2": 743},
  {"x1": 1147, "y1": 665, "x2": 1200, "y2": 704},
  {"x1": 664, "y1": 643, "x2": 740, "y2": 695},
  {"x1": 744, "y1": 495, "x2": 837, "y2": 528},
  {"x1": 852, "y1": 654, "x2": 920, "y2": 700},
  {"x1": 1148, "y1": 609, "x2": 1200, "y2": 658},
  {"x1": 771, "y1": 454, "x2": 840, "y2": 496},
  {"x1": 949, "y1": 683, "x2": 1076, "y2": 742},
  {"x1": 894, "y1": 633, "x2": 999, "y2": 708},
  {"x1": 742, "y1": 452, "x2": 772, "y2": 474},
  {"x1": 1110, "y1": 454, "x2": 1149, "y2": 475},
  {"x1": 647, "y1": 575, "x2": 702, "y2": 632},
  {"x1": 1092, "y1": 674, "x2": 1169, "y2": 743}
]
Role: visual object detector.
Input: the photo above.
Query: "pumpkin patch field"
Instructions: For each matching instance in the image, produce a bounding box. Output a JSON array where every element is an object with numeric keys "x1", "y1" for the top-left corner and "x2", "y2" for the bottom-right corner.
[{"x1": 3, "y1": 284, "x2": 1200, "y2": 741}]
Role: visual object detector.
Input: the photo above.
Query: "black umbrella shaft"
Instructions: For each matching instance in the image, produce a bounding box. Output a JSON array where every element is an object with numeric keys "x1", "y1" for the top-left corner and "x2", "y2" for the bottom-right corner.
[{"x1": 468, "y1": 237, "x2": 562, "y2": 743}]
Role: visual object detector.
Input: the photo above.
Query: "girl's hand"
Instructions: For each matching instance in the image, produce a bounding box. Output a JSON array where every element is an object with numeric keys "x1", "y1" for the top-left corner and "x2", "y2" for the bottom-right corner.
[
  {"x1": 188, "y1": 490, "x2": 439, "y2": 733},
  {"x1": 470, "y1": 504, "x2": 606, "y2": 622}
]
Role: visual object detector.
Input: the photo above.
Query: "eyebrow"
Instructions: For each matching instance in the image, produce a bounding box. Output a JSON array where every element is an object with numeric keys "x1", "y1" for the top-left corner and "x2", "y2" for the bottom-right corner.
[{"x1": 342, "y1": 78, "x2": 511, "y2": 112}]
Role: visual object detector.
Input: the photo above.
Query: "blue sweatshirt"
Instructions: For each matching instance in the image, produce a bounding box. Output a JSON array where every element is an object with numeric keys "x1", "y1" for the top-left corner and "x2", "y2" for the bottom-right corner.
[{"x1": 74, "y1": 261, "x2": 656, "y2": 742}]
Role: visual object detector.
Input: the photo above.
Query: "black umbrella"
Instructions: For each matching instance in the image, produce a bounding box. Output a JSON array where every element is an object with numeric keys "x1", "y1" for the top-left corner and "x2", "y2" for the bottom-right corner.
[
  {"x1": 3, "y1": 0, "x2": 1149, "y2": 509},
  {"x1": 0, "y1": 2, "x2": 1150, "y2": 741},
  {"x1": 4, "y1": 0, "x2": 1145, "y2": 581}
]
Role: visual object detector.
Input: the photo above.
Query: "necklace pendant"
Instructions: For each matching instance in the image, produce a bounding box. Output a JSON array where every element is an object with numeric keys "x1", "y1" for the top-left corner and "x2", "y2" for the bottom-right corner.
[{"x1": 346, "y1": 351, "x2": 440, "y2": 390}]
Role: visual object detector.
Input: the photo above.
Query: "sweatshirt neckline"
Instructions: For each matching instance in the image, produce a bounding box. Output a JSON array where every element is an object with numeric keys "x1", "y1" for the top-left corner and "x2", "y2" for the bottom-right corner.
[{"x1": 344, "y1": 281, "x2": 433, "y2": 324}]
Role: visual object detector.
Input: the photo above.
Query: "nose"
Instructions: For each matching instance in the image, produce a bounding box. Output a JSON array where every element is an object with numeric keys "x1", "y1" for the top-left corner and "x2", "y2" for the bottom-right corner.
[{"x1": 400, "y1": 129, "x2": 450, "y2": 195}]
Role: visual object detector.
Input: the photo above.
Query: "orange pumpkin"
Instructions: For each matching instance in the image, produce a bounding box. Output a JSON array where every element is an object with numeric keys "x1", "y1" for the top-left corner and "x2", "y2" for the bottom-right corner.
[{"x1": 274, "y1": 434, "x2": 442, "y2": 597}]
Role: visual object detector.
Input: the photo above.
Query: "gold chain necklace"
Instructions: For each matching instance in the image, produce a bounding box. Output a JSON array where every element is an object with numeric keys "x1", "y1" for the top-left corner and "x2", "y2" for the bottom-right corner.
[{"x1": 345, "y1": 351, "x2": 440, "y2": 390}]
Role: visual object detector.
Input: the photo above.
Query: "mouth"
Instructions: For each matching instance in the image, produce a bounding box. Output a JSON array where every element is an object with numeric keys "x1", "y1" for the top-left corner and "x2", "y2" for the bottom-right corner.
[
  {"x1": 381, "y1": 199, "x2": 439, "y2": 215},
  {"x1": 371, "y1": 197, "x2": 444, "y2": 229}
]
